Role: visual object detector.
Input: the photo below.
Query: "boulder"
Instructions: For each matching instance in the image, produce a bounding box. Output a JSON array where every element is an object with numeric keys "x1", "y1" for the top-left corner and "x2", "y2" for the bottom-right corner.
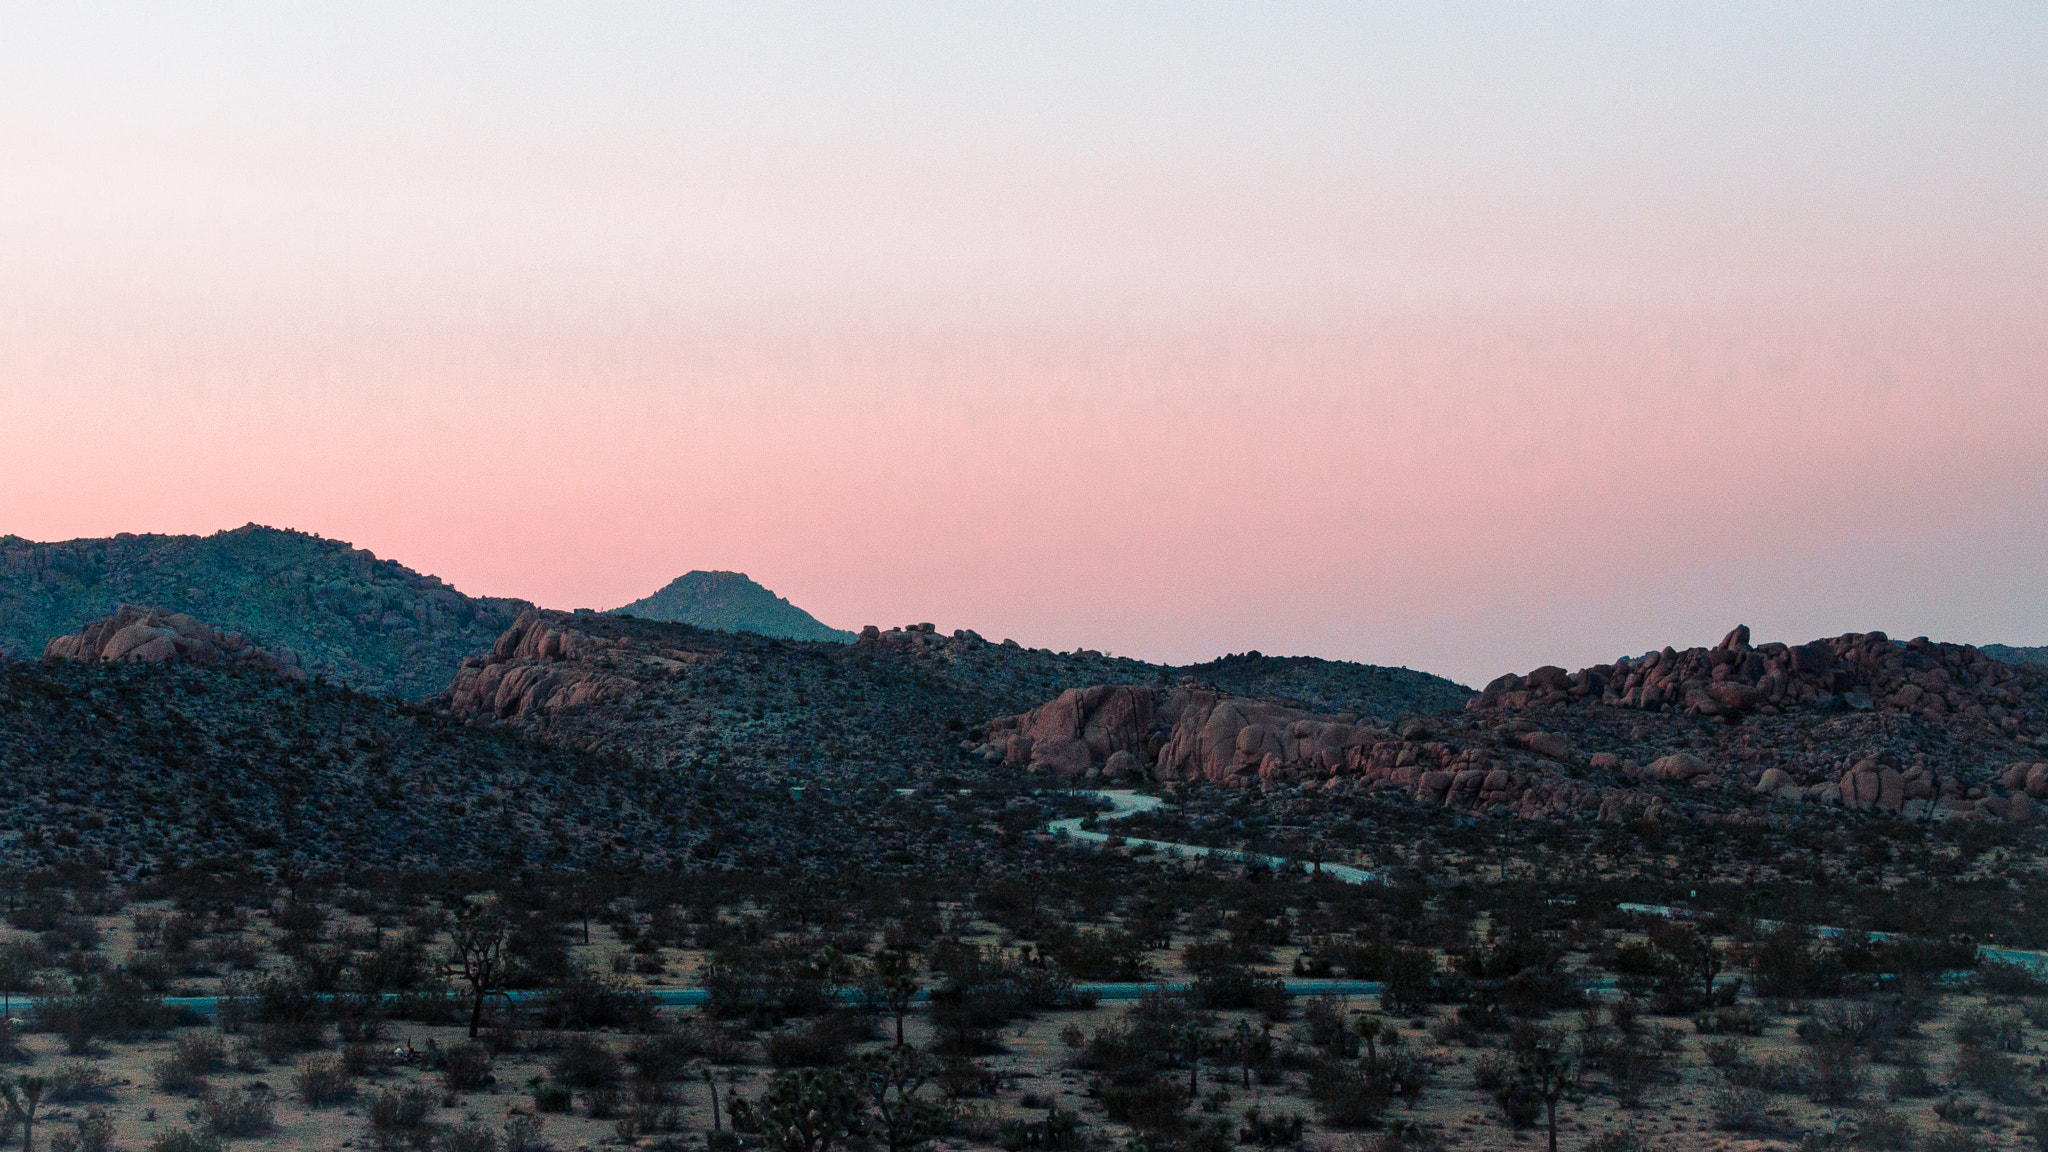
[
  {"x1": 1756, "y1": 767, "x2": 1795, "y2": 794},
  {"x1": 1520, "y1": 731, "x2": 1571, "y2": 760},
  {"x1": 1645, "y1": 753, "x2": 1711, "y2": 783}
]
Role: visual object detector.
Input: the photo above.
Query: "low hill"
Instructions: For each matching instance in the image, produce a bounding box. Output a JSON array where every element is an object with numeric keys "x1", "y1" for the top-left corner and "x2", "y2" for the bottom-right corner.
[
  {"x1": 440, "y1": 613, "x2": 1470, "y2": 789},
  {"x1": 0, "y1": 525, "x2": 529, "y2": 697},
  {"x1": 1983, "y1": 644, "x2": 2048, "y2": 668},
  {"x1": 611, "y1": 570, "x2": 853, "y2": 642}
]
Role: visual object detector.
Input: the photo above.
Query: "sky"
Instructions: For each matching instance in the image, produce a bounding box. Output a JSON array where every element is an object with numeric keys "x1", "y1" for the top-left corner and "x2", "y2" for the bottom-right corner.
[{"x1": 2, "y1": 3, "x2": 2045, "y2": 687}]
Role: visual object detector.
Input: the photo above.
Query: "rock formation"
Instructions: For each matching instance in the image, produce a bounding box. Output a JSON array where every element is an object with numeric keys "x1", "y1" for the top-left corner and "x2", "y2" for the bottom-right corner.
[{"x1": 43, "y1": 605, "x2": 304, "y2": 679}]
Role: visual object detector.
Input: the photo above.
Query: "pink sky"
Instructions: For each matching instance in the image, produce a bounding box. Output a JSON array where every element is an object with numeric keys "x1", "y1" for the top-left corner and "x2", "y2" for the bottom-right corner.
[{"x1": 3, "y1": 6, "x2": 2045, "y2": 686}]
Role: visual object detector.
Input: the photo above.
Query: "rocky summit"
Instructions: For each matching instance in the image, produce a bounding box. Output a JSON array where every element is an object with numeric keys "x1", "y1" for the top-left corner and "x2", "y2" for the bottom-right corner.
[{"x1": 610, "y1": 569, "x2": 854, "y2": 642}]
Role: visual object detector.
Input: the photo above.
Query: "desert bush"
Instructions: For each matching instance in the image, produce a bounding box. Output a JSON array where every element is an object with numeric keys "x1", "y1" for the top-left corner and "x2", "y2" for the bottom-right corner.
[
  {"x1": 764, "y1": 1011, "x2": 869, "y2": 1067},
  {"x1": 1976, "y1": 961, "x2": 2047, "y2": 996},
  {"x1": 1100, "y1": 1078, "x2": 1190, "y2": 1132},
  {"x1": 1884, "y1": 1065, "x2": 1934, "y2": 1099},
  {"x1": 1306, "y1": 1061, "x2": 1390, "y2": 1129},
  {"x1": 1953, "y1": 1007, "x2": 2025, "y2": 1052},
  {"x1": 443, "y1": 1041, "x2": 494, "y2": 1091},
  {"x1": 1470, "y1": 1051, "x2": 1511, "y2": 1092},
  {"x1": 1954, "y1": 1044, "x2": 2030, "y2": 1105},
  {"x1": 367, "y1": 1084, "x2": 435, "y2": 1132},
  {"x1": 1583, "y1": 1131, "x2": 1648, "y2": 1152},
  {"x1": 549, "y1": 1034, "x2": 620, "y2": 1089},
  {"x1": 1803, "y1": 1036, "x2": 1866, "y2": 1103},
  {"x1": 501, "y1": 1115, "x2": 549, "y2": 1152},
  {"x1": 147, "y1": 1128, "x2": 224, "y2": 1152},
  {"x1": 47, "y1": 1061, "x2": 117, "y2": 1102},
  {"x1": 295, "y1": 1054, "x2": 355, "y2": 1105},
  {"x1": 1851, "y1": 1106, "x2": 1913, "y2": 1151},
  {"x1": 1693, "y1": 1003, "x2": 1772, "y2": 1036},
  {"x1": 1709, "y1": 1085, "x2": 1768, "y2": 1131},
  {"x1": 530, "y1": 1079, "x2": 574, "y2": 1114},
  {"x1": 155, "y1": 1032, "x2": 226, "y2": 1095},
  {"x1": 198, "y1": 1084, "x2": 275, "y2": 1136},
  {"x1": 442, "y1": 1121, "x2": 500, "y2": 1152}
]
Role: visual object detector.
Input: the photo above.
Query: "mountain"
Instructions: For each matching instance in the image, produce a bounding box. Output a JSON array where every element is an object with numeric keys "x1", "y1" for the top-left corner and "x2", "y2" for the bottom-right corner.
[
  {"x1": 610, "y1": 570, "x2": 854, "y2": 642},
  {"x1": 0, "y1": 524, "x2": 529, "y2": 697},
  {"x1": 441, "y1": 612, "x2": 1471, "y2": 789},
  {"x1": 1983, "y1": 644, "x2": 2048, "y2": 668}
]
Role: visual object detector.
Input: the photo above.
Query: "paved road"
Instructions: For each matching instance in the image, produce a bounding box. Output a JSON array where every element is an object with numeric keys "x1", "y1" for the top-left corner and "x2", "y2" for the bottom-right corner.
[{"x1": 1047, "y1": 789, "x2": 1379, "y2": 884}]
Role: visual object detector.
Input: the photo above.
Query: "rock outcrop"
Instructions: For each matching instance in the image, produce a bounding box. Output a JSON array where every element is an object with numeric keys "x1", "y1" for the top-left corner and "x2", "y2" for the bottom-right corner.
[
  {"x1": 1470, "y1": 624, "x2": 2035, "y2": 727},
  {"x1": 446, "y1": 609, "x2": 640, "y2": 723},
  {"x1": 43, "y1": 605, "x2": 304, "y2": 679}
]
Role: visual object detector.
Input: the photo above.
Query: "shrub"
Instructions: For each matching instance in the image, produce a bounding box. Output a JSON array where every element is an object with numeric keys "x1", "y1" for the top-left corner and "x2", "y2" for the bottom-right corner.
[
  {"x1": 1470, "y1": 1051, "x2": 1510, "y2": 1092},
  {"x1": 443, "y1": 1041, "x2": 494, "y2": 1091},
  {"x1": 1099, "y1": 1078, "x2": 1190, "y2": 1133},
  {"x1": 367, "y1": 1085, "x2": 435, "y2": 1131},
  {"x1": 549, "y1": 1035, "x2": 620, "y2": 1089},
  {"x1": 1693, "y1": 1004, "x2": 1771, "y2": 1036},
  {"x1": 1709, "y1": 1085, "x2": 1768, "y2": 1131},
  {"x1": 1803, "y1": 1037, "x2": 1865, "y2": 1103},
  {"x1": 1975, "y1": 961, "x2": 2046, "y2": 995},
  {"x1": 442, "y1": 1122, "x2": 500, "y2": 1152},
  {"x1": 147, "y1": 1129, "x2": 224, "y2": 1152},
  {"x1": 1955, "y1": 1044, "x2": 2030, "y2": 1105},
  {"x1": 530, "y1": 1080, "x2": 574, "y2": 1114},
  {"x1": 1922, "y1": 1127, "x2": 1986, "y2": 1152},
  {"x1": 47, "y1": 1061, "x2": 117, "y2": 1102},
  {"x1": 1306, "y1": 1061, "x2": 1390, "y2": 1129},
  {"x1": 198, "y1": 1085, "x2": 275, "y2": 1137},
  {"x1": 1885, "y1": 1066, "x2": 1934, "y2": 1099},
  {"x1": 155, "y1": 1032, "x2": 226, "y2": 1095},
  {"x1": 1851, "y1": 1106, "x2": 1913, "y2": 1151},
  {"x1": 295, "y1": 1054, "x2": 355, "y2": 1105},
  {"x1": 1953, "y1": 1007, "x2": 2025, "y2": 1052},
  {"x1": 502, "y1": 1115, "x2": 550, "y2": 1152}
]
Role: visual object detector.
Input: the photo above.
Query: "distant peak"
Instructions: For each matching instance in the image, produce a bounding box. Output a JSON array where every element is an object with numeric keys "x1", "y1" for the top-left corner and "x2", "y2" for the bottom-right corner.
[{"x1": 610, "y1": 571, "x2": 853, "y2": 643}]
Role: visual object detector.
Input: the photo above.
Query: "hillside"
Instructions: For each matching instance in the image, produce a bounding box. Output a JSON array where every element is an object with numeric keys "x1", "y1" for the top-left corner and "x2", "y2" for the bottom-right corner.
[
  {"x1": 441, "y1": 613, "x2": 1471, "y2": 788},
  {"x1": 1983, "y1": 643, "x2": 2048, "y2": 667},
  {"x1": 0, "y1": 524, "x2": 529, "y2": 697},
  {"x1": 611, "y1": 570, "x2": 853, "y2": 642},
  {"x1": 0, "y1": 654, "x2": 1074, "y2": 878}
]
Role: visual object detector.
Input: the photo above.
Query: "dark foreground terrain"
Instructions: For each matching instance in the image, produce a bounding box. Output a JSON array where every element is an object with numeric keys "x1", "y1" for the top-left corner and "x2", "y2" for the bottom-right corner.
[{"x1": 3, "y1": 557, "x2": 2048, "y2": 1151}]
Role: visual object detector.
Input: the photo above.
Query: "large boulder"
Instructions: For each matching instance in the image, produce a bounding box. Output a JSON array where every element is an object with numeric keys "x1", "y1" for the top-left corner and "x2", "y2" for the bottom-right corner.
[{"x1": 43, "y1": 605, "x2": 303, "y2": 679}]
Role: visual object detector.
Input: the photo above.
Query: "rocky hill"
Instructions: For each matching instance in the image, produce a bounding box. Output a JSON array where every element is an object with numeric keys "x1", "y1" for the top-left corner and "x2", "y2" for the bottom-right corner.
[
  {"x1": 0, "y1": 524, "x2": 529, "y2": 697},
  {"x1": 982, "y1": 624, "x2": 2048, "y2": 829},
  {"x1": 611, "y1": 570, "x2": 854, "y2": 642},
  {"x1": 439, "y1": 613, "x2": 1470, "y2": 789}
]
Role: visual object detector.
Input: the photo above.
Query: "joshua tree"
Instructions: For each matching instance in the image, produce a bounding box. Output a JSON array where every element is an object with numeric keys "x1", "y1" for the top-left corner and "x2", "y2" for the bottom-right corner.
[
  {"x1": 447, "y1": 905, "x2": 509, "y2": 1039},
  {"x1": 1516, "y1": 1038, "x2": 1583, "y2": 1152},
  {"x1": 2, "y1": 1074, "x2": 46, "y2": 1152},
  {"x1": 869, "y1": 950, "x2": 921, "y2": 1048}
]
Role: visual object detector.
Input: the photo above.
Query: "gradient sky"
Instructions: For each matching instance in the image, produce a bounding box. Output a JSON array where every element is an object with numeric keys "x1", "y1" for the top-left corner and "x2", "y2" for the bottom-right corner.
[{"x1": 3, "y1": 4, "x2": 2045, "y2": 687}]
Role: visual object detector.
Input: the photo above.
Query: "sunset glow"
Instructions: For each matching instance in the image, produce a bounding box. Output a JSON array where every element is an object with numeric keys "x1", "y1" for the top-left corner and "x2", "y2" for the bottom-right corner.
[{"x1": 4, "y1": 5, "x2": 2044, "y2": 685}]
